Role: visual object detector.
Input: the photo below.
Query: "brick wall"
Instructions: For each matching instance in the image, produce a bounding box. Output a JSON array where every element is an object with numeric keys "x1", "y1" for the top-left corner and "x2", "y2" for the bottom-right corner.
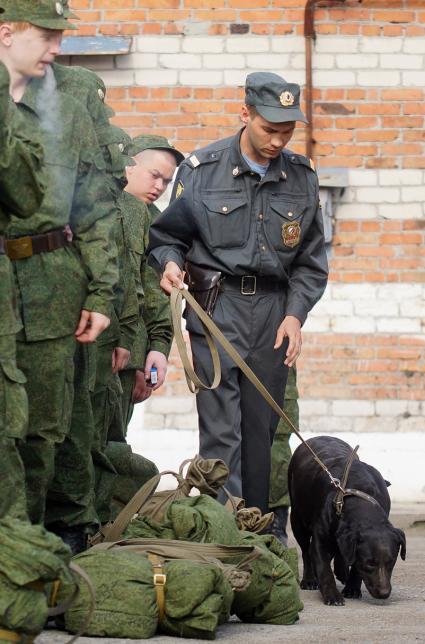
[{"x1": 65, "y1": 0, "x2": 425, "y2": 432}]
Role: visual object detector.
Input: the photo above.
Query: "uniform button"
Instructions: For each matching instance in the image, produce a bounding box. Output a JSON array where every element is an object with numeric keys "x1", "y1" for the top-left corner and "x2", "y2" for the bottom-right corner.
[
  {"x1": 222, "y1": 206, "x2": 228, "y2": 213},
  {"x1": 259, "y1": 213, "x2": 263, "y2": 221},
  {"x1": 211, "y1": 153, "x2": 216, "y2": 159},
  {"x1": 261, "y1": 245, "x2": 266, "y2": 251},
  {"x1": 250, "y1": 172, "x2": 255, "y2": 176},
  {"x1": 288, "y1": 211, "x2": 294, "y2": 217}
]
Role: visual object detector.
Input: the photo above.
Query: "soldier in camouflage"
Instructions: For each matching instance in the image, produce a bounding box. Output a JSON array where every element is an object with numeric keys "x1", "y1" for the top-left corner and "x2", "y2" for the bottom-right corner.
[
  {"x1": 113, "y1": 134, "x2": 181, "y2": 434},
  {"x1": 0, "y1": 61, "x2": 45, "y2": 520},
  {"x1": 0, "y1": 1, "x2": 118, "y2": 545}
]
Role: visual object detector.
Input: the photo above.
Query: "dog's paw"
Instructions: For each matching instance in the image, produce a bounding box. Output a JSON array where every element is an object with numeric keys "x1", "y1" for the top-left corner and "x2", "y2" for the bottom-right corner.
[
  {"x1": 323, "y1": 591, "x2": 345, "y2": 606},
  {"x1": 343, "y1": 586, "x2": 362, "y2": 599},
  {"x1": 300, "y1": 579, "x2": 319, "y2": 590}
]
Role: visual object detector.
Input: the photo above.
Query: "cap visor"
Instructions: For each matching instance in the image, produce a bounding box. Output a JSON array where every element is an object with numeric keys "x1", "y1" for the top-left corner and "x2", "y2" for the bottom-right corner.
[
  {"x1": 256, "y1": 104, "x2": 308, "y2": 124},
  {"x1": 31, "y1": 18, "x2": 78, "y2": 30}
]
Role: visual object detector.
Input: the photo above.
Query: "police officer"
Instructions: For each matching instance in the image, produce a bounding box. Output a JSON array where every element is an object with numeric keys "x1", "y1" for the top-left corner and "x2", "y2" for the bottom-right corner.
[{"x1": 148, "y1": 72, "x2": 328, "y2": 514}]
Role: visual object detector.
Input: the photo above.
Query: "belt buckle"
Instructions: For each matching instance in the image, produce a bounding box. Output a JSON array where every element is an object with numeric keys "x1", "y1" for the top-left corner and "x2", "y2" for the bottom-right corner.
[
  {"x1": 241, "y1": 275, "x2": 256, "y2": 295},
  {"x1": 6, "y1": 236, "x2": 33, "y2": 260}
]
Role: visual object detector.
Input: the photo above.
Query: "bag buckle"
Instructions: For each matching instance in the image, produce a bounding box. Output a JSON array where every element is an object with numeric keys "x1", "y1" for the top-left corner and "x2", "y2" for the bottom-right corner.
[
  {"x1": 5, "y1": 236, "x2": 33, "y2": 260},
  {"x1": 154, "y1": 573, "x2": 167, "y2": 586},
  {"x1": 241, "y1": 275, "x2": 256, "y2": 295}
]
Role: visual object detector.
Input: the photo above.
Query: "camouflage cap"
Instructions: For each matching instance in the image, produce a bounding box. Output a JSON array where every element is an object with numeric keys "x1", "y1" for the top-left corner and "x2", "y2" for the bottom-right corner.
[
  {"x1": 0, "y1": 0, "x2": 78, "y2": 31},
  {"x1": 245, "y1": 72, "x2": 307, "y2": 124},
  {"x1": 127, "y1": 134, "x2": 184, "y2": 166}
]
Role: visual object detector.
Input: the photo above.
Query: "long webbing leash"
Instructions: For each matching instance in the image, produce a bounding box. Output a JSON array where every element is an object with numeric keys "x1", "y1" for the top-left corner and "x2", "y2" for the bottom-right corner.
[
  {"x1": 171, "y1": 286, "x2": 345, "y2": 495},
  {"x1": 171, "y1": 287, "x2": 385, "y2": 514}
]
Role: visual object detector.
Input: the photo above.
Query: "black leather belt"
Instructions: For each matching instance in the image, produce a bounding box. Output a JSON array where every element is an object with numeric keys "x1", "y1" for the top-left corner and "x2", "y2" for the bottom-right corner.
[
  {"x1": 5, "y1": 229, "x2": 69, "y2": 261},
  {"x1": 220, "y1": 275, "x2": 286, "y2": 295},
  {"x1": 0, "y1": 235, "x2": 5, "y2": 255}
]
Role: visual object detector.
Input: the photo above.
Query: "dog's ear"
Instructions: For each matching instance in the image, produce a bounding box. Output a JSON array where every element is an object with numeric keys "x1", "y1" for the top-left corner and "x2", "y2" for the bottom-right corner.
[
  {"x1": 384, "y1": 479, "x2": 391, "y2": 487},
  {"x1": 394, "y1": 528, "x2": 406, "y2": 560},
  {"x1": 336, "y1": 526, "x2": 357, "y2": 566}
]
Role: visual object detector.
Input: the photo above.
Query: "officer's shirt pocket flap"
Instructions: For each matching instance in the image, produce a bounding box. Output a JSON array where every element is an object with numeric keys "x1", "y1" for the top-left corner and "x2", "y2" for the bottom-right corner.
[
  {"x1": 269, "y1": 198, "x2": 308, "y2": 221},
  {"x1": 202, "y1": 197, "x2": 247, "y2": 216}
]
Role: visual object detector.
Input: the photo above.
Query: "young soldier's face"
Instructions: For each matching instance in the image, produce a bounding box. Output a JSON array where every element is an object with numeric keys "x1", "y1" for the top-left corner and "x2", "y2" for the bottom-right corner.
[
  {"x1": 240, "y1": 105, "x2": 296, "y2": 164},
  {"x1": 126, "y1": 149, "x2": 177, "y2": 204},
  {"x1": 0, "y1": 25, "x2": 63, "y2": 78}
]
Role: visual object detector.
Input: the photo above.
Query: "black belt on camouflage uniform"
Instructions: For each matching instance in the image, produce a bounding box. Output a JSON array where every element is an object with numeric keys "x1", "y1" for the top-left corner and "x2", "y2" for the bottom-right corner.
[
  {"x1": 5, "y1": 229, "x2": 69, "y2": 261},
  {"x1": 0, "y1": 235, "x2": 5, "y2": 255},
  {"x1": 220, "y1": 274, "x2": 286, "y2": 295}
]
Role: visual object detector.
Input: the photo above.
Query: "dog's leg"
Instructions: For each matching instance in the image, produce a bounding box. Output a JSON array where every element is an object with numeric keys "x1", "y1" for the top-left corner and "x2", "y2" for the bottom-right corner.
[
  {"x1": 334, "y1": 551, "x2": 349, "y2": 584},
  {"x1": 311, "y1": 534, "x2": 345, "y2": 606},
  {"x1": 342, "y1": 564, "x2": 362, "y2": 599},
  {"x1": 291, "y1": 514, "x2": 318, "y2": 589}
]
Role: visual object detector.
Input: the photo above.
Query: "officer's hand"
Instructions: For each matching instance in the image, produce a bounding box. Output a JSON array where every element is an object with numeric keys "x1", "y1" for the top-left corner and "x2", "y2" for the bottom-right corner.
[
  {"x1": 132, "y1": 369, "x2": 152, "y2": 403},
  {"x1": 75, "y1": 310, "x2": 110, "y2": 343},
  {"x1": 160, "y1": 261, "x2": 184, "y2": 295},
  {"x1": 144, "y1": 350, "x2": 168, "y2": 391},
  {"x1": 112, "y1": 347, "x2": 131, "y2": 373},
  {"x1": 274, "y1": 315, "x2": 302, "y2": 367}
]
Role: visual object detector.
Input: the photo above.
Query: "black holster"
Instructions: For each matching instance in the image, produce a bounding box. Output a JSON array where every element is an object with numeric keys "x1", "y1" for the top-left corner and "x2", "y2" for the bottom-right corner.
[{"x1": 184, "y1": 261, "x2": 222, "y2": 317}]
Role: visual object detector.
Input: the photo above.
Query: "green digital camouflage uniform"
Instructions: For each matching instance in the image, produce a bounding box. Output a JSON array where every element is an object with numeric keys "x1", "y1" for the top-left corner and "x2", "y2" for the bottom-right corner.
[
  {"x1": 269, "y1": 366, "x2": 299, "y2": 510},
  {"x1": 111, "y1": 195, "x2": 174, "y2": 440},
  {"x1": 112, "y1": 134, "x2": 180, "y2": 438},
  {"x1": 0, "y1": 63, "x2": 45, "y2": 520},
  {"x1": 2, "y1": 1, "x2": 118, "y2": 527},
  {"x1": 46, "y1": 66, "x2": 138, "y2": 533}
]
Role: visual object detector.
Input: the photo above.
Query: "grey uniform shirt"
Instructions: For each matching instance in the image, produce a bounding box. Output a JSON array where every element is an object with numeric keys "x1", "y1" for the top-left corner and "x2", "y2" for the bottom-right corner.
[{"x1": 148, "y1": 130, "x2": 328, "y2": 324}]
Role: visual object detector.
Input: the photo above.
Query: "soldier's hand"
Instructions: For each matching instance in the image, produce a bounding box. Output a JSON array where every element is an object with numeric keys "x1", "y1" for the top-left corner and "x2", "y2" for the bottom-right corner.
[
  {"x1": 75, "y1": 310, "x2": 110, "y2": 343},
  {"x1": 112, "y1": 347, "x2": 131, "y2": 373},
  {"x1": 144, "y1": 350, "x2": 168, "y2": 391},
  {"x1": 132, "y1": 370, "x2": 152, "y2": 403},
  {"x1": 160, "y1": 261, "x2": 184, "y2": 295},
  {"x1": 274, "y1": 315, "x2": 302, "y2": 367}
]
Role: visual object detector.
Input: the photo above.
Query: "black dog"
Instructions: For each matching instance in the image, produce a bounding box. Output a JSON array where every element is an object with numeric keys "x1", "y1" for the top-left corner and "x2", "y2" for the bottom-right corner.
[{"x1": 288, "y1": 436, "x2": 406, "y2": 606}]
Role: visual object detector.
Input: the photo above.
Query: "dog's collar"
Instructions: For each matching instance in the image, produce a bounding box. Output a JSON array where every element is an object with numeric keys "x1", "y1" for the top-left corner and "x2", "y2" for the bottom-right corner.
[
  {"x1": 334, "y1": 488, "x2": 381, "y2": 516},
  {"x1": 333, "y1": 445, "x2": 382, "y2": 516}
]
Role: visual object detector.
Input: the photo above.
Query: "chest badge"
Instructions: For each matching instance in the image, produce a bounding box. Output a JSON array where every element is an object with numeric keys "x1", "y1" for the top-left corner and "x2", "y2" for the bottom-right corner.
[{"x1": 282, "y1": 221, "x2": 301, "y2": 248}]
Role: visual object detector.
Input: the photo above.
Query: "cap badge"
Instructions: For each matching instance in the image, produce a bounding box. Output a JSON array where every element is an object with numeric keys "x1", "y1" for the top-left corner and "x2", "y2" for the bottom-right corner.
[
  {"x1": 118, "y1": 143, "x2": 124, "y2": 152},
  {"x1": 55, "y1": 2, "x2": 64, "y2": 15},
  {"x1": 280, "y1": 91, "x2": 295, "y2": 107},
  {"x1": 282, "y1": 221, "x2": 301, "y2": 248},
  {"x1": 97, "y1": 88, "x2": 105, "y2": 101}
]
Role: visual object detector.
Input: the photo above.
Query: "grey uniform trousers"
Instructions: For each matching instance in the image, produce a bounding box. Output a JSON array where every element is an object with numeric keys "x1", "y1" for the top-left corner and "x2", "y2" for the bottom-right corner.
[{"x1": 187, "y1": 288, "x2": 288, "y2": 515}]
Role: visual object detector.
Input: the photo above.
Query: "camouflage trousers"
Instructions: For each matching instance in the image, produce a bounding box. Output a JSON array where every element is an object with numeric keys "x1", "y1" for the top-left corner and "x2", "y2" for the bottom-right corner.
[
  {"x1": 0, "y1": 334, "x2": 28, "y2": 520},
  {"x1": 16, "y1": 333, "x2": 76, "y2": 524},
  {"x1": 269, "y1": 398, "x2": 298, "y2": 509},
  {"x1": 45, "y1": 343, "x2": 97, "y2": 530},
  {"x1": 91, "y1": 341, "x2": 122, "y2": 525}
]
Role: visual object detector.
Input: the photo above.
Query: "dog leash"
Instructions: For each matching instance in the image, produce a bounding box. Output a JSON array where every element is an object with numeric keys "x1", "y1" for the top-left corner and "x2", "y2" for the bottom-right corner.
[{"x1": 171, "y1": 286, "x2": 347, "y2": 494}]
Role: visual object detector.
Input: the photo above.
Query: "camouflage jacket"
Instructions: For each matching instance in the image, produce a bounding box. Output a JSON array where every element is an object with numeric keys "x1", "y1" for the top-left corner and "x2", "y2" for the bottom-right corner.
[
  {"x1": 6, "y1": 73, "x2": 118, "y2": 342},
  {"x1": 119, "y1": 192, "x2": 173, "y2": 369},
  {"x1": 53, "y1": 63, "x2": 138, "y2": 351},
  {"x1": 0, "y1": 98, "x2": 44, "y2": 338}
]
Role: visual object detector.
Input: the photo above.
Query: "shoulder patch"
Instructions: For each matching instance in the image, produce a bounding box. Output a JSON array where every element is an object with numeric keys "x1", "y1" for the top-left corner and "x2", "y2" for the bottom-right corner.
[{"x1": 175, "y1": 180, "x2": 184, "y2": 198}]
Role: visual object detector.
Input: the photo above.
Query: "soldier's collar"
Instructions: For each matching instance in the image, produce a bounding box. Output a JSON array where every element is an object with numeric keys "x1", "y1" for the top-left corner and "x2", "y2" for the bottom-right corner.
[{"x1": 18, "y1": 77, "x2": 48, "y2": 116}]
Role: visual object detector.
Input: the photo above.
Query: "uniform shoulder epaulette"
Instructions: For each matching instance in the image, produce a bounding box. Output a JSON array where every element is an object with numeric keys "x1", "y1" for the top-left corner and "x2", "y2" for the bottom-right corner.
[
  {"x1": 287, "y1": 152, "x2": 316, "y2": 172},
  {"x1": 182, "y1": 147, "x2": 222, "y2": 170}
]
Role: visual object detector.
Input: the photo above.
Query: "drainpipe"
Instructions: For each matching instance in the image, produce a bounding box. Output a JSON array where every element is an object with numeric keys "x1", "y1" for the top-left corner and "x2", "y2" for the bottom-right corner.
[{"x1": 304, "y1": 0, "x2": 347, "y2": 160}]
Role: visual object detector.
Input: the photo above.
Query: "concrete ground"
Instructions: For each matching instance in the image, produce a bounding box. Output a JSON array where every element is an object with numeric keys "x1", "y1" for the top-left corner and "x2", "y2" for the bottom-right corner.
[{"x1": 38, "y1": 503, "x2": 425, "y2": 644}]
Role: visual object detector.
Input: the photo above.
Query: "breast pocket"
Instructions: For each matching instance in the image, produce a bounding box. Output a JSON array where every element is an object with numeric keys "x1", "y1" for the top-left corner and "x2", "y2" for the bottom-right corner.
[
  {"x1": 267, "y1": 196, "x2": 308, "y2": 251},
  {"x1": 201, "y1": 193, "x2": 249, "y2": 249}
]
